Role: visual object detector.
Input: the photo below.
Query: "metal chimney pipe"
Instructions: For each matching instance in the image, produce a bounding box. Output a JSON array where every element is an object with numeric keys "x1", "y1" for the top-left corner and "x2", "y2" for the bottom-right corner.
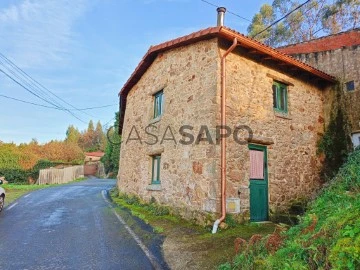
[{"x1": 217, "y1": 7, "x2": 226, "y2": 27}]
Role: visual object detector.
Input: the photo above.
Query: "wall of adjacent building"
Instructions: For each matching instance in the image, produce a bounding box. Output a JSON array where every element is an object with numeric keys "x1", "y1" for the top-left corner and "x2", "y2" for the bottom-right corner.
[{"x1": 289, "y1": 45, "x2": 360, "y2": 135}]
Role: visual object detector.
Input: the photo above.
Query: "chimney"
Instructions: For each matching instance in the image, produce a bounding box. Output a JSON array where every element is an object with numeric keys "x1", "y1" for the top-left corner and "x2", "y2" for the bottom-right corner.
[{"x1": 217, "y1": 7, "x2": 226, "y2": 27}]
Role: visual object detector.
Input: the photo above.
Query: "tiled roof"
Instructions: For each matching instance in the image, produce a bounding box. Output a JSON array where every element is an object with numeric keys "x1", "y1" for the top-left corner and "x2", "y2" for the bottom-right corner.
[
  {"x1": 85, "y1": 151, "x2": 104, "y2": 157},
  {"x1": 277, "y1": 28, "x2": 360, "y2": 54}
]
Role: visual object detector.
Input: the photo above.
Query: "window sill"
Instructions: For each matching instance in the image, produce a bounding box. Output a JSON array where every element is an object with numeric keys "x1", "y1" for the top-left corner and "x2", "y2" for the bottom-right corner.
[
  {"x1": 146, "y1": 184, "x2": 162, "y2": 191},
  {"x1": 344, "y1": 89, "x2": 358, "y2": 94},
  {"x1": 274, "y1": 111, "x2": 292, "y2": 120},
  {"x1": 149, "y1": 116, "x2": 162, "y2": 125}
]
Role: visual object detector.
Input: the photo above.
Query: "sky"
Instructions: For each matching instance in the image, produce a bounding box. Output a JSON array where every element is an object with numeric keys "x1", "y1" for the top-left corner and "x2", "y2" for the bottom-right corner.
[{"x1": 0, "y1": 0, "x2": 269, "y2": 144}]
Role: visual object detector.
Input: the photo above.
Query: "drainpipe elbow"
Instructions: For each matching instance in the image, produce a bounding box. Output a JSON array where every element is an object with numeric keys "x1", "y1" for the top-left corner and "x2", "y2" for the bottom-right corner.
[{"x1": 212, "y1": 219, "x2": 221, "y2": 234}]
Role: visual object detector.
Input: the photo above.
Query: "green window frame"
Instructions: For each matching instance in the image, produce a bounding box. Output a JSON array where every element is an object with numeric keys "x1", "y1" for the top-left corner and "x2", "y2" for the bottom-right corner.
[
  {"x1": 151, "y1": 155, "x2": 161, "y2": 184},
  {"x1": 272, "y1": 81, "x2": 288, "y2": 113},
  {"x1": 153, "y1": 90, "x2": 164, "y2": 118}
]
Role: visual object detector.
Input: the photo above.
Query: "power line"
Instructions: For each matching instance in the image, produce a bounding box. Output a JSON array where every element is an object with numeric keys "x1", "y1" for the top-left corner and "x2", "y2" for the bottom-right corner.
[
  {"x1": 199, "y1": 0, "x2": 252, "y2": 23},
  {"x1": 103, "y1": 116, "x2": 116, "y2": 129},
  {"x1": 0, "y1": 67, "x2": 63, "y2": 109},
  {"x1": 0, "y1": 57, "x2": 88, "y2": 122},
  {"x1": 0, "y1": 94, "x2": 61, "y2": 109},
  {"x1": 252, "y1": 0, "x2": 312, "y2": 38},
  {"x1": 0, "y1": 94, "x2": 117, "y2": 111},
  {"x1": 0, "y1": 59, "x2": 64, "y2": 110},
  {"x1": 0, "y1": 52, "x2": 95, "y2": 118},
  {"x1": 77, "y1": 104, "x2": 117, "y2": 111},
  {"x1": 0, "y1": 67, "x2": 87, "y2": 124},
  {"x1": 0, "y1": 57, "x2": 64, "y2": 110}
]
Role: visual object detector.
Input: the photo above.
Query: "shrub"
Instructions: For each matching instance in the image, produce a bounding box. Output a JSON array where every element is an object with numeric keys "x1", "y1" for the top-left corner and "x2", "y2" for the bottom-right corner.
[
  {"x1": 219, "y1": 149, "x2": 360, "y2": 269},
  {"x1": 0, "y1": 168, "x2": 28, "y2": 183},
  {"x1": 29, "y1": 159, "x2": 56, "y2": 180}
]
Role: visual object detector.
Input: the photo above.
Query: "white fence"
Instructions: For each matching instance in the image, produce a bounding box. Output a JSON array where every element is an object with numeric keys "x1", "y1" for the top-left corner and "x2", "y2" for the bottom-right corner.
[{"x1": 37, "y1": 165, "x2": 84, "y2": 185}]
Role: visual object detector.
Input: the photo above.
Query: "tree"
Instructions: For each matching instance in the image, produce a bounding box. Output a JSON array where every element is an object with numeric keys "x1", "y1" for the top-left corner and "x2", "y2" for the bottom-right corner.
[
  {"x1": 78, "y1": 120, "x2": 106, "y2": 152},
  {"x1": 87, "y1": 120, "x2": 95, "y2": 133},
  {"x1": 101, "y1": 113, "x2": 121, "y2": 176},
  {"x1": 95, "y1": 121, "x2": 107, "y2": 151},
  {"x1": 322, "y1": 0, "x2": 360, "y2": 34},
  {"x1": 248, "y1": 0, "x2": 360, "y2": 47},
  {"x1": 65, "y1": 125, "x2": 81, "y2": 144},
  {"x1": 247, "y1": 4, "x2": 290, "y2": 46},
  {"x1": 42, "y1": 141, "x2": 84, "y2": 163}
]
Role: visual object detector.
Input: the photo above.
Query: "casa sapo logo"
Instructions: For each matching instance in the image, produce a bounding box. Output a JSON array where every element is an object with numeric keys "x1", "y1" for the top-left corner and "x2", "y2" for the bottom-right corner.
[{"x1": 108, "y1": 124, "x2": 253, "y2": 146}]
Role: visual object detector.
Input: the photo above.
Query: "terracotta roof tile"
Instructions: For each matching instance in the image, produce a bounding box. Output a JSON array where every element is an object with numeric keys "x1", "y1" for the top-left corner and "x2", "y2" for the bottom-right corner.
[
  {"x1": 85, "y1": 151, "x2": 105, "y2": 158},
  {"x1": 277, "y1": 28, "x2": 360, "y2": 54}
]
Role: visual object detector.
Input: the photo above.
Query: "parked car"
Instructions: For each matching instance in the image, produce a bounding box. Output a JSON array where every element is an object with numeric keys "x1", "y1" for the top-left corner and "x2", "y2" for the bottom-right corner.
[{"x1": 0, "y1": 180, "x2": 5, "y2": 212}]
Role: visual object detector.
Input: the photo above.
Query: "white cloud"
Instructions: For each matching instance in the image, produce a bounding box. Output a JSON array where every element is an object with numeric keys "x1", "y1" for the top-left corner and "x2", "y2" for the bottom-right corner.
[{"x1": 0, "y1": 0, "x2": 89, "y2": 68}]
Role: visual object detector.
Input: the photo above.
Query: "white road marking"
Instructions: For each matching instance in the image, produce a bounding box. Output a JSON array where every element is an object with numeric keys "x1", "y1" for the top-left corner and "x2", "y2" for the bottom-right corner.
[
  {"x1": 24, "y1": 194, "x2": 31, "y2": 198},
  {"x1": 101, "y1": 190, "x2": 163, "y2": 270},
  {"x1": 6, "y1": 202, "x2": 18, "y2": 211}
]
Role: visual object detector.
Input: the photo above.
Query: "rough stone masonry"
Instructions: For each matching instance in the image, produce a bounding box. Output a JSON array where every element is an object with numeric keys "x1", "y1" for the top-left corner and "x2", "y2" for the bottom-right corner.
[{"x1": 118, "y1": 36, "x2": 332, "y2": 224}]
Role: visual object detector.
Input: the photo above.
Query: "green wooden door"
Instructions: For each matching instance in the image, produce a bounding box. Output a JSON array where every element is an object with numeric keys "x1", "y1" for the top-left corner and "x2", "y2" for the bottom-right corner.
[{"x1": 249, "y1": 144, "x2": 268, "y2": 221}]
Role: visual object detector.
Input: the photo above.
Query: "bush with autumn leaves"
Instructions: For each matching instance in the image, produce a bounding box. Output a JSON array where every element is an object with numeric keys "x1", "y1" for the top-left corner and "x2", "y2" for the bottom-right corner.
[
  {"x1": 0, "y1": 119, "x2": 111, "y2": 183},
  {"x1": 0, "y1": 140, "x2": 84, "y2": 183}
]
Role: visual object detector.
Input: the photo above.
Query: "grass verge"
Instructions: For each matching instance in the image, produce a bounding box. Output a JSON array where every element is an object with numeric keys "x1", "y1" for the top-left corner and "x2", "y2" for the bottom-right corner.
[
  {"x1": 219, "y1": 149, "x2": 360, "y2": 270},
  {"x1": 2, "y1": 184, "x2": 53, "y2": 205},
  {"x1": 3, "y1": 177, "x2": 88, "y2": 205},
  {"x1": 110, "y1": 189, "x2": 275, "y2": 269}
]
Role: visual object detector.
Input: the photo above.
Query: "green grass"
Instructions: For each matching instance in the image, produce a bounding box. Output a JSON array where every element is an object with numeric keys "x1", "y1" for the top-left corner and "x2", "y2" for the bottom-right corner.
[
  {"x1": 3, "y1": 177, "x2": 88, "y2": 205},
  {"x1": 110, "y1": 189, "x2": 275, "y2": 269},
  {"x1": 219, "y1": 149, "x2": 360, "y2": 270},
  {"x1": 2, "y1": 183, "x2": 54, "y2": 205}
]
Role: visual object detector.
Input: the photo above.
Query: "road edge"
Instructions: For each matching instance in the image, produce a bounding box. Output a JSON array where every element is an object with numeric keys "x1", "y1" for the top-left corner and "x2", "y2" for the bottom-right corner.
[{"x1": 101, "y1": 190, "x2": 166, "y2": 270}]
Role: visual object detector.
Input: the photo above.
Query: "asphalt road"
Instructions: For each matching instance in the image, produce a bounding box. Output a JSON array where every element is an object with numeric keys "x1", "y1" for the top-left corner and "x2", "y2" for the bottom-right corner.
[{"x1": 0, "y1": 178, "x2": 168, "y2": 270}]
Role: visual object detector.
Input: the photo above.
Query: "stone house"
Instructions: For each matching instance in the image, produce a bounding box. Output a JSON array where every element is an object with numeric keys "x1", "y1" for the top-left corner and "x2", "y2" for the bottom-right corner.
[
  {"x1": 117, "y1": 21, "x2": 336, "y2": 225},
  {"x1": 278, "y1": 28, "x2": 360, "y2": 148}
]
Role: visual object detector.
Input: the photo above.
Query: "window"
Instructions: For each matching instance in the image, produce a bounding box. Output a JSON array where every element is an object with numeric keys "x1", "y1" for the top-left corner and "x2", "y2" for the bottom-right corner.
[
  {"x1": 351, "y1": 132, "x2": 360, "y2": 149},
  {"x1": 153, "y1": 90, "x2": 164, "y2": 118},
  {"x1": 249, "y1": 150, "x2": 264, "y2": 180},
  {"x1": 151, "y1": 155, "x2": 161, "y2": 184},
  {"x1": 272, "y1": 82, "x2": 288, "y2": 113},
  {"x1": 345, "y1": 81, "x2": 355, "y2": 92}
]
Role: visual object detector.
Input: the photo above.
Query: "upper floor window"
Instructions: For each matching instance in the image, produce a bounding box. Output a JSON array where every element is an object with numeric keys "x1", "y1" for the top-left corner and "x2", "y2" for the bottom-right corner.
[
  {"x1": 154, "y1": 90, "x2": 164, "y2": 118},
  {"x1": 272, "y1": 81, "x2": 288, "y2": 113}
]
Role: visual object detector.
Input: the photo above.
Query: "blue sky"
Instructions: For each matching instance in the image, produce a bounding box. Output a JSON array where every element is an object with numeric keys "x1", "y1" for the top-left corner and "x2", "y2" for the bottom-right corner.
[{"x1": 0, "y1": 0, "x2": 269, "y2": 144}]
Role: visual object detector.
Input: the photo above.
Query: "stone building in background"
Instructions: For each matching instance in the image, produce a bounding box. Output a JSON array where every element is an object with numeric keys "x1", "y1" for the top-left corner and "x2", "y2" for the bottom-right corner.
[
  {"x1": 117, "y1": 25, "x2": 336, "y2": 224},
  {"x1": 278, "y1": 29, "x2": 360, "y2": 149}
]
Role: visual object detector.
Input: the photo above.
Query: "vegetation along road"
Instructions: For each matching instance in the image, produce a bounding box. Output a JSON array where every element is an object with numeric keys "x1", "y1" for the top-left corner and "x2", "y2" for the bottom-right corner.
[{"x1": 0, "y1": 178, "x2": 168, "y2": 270}]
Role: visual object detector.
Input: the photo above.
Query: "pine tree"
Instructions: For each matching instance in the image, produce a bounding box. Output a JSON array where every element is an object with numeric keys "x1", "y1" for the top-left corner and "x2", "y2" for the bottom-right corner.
[{"x1": 248, "y1": 0, "x2": 360, "y2": 47}]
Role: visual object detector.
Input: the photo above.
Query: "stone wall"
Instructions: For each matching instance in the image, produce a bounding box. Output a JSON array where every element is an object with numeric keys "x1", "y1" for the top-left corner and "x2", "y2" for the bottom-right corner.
[
  {"x1": 221, "y1": 41, "x2": 327, "y2": 214},
  {"x1": 118, "y1": 38, "x2": 222, "y2": 217},
  {"x1": 290, "y1": 45, "x2": 360, "y2": 134},
  {"x1": 118, "y1": 37, "x2": 329, "y2": 222}
]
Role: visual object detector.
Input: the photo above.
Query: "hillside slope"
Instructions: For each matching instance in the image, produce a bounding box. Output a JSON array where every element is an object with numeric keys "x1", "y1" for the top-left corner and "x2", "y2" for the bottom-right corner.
[{"x1": 220, "y1": 149, "x2": 360, "y2": 270}]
